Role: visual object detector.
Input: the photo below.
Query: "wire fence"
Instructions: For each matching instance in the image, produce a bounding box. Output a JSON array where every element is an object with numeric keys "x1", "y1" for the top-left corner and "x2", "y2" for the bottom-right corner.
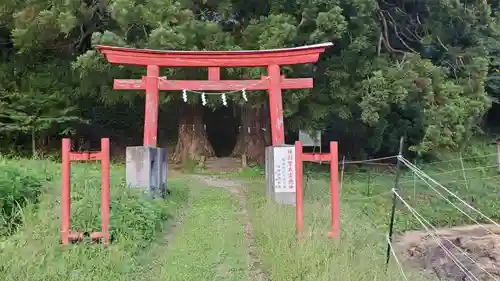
[
  {"x1": 389, "y1": 156, "x2": 500, "y2": 281},
  {"x1": 387, "y1": 155, "x2": 500, "y2": 281},
  {"x1": 299, "y1": 144, "x2": 500, "y2": 281}
]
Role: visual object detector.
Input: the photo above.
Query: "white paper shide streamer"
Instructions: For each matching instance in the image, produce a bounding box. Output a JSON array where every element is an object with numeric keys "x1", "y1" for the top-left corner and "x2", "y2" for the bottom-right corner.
[
  {"x1": 221, "y1": 93, "x2": 227, "y2": 106},
  {"x1": 182, "y1": 89, "x2": 187, "y2": 102},
  {"x1": 242, "y1": 89, "x2": 248, "y2": 102},
  {"x1": 201, "y1": 92, "x2": 207, "y2": 106}
]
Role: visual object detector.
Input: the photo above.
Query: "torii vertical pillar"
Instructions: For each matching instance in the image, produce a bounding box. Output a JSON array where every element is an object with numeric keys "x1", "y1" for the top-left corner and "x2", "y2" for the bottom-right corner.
[
  {"x1": 268, "y1": 64, "x2": 285, "y2": 145},
  {"x1": 144, "y1": 65, "x2": 160, "y2": 147}
]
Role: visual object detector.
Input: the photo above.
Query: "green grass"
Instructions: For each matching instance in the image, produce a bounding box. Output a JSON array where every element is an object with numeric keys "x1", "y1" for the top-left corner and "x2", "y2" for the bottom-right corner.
[
  {"x1": 230, "y1": 143, "x2": 500, "y2": 281},
  {"x1": 334, "y1": 149, "x2": 500, "y2": 231},
  {"x1": 0, "y1": 158, "x2": 253, "y2": 281},
  {"x1": 0, "y1": 159, "x2": 47, "y2": 235},
  {"x1": 129, "y1": 182, "x2": 251, "y2": 281},
  {"x1": 0, "y1": 158, "x2": 189, "y2": 281},
  {"x1": 1, "y1": 140, "x2": 498, "y2": 281},
  {"x1": 245, "y1": 180, "x2": 429, "y2": 281}
]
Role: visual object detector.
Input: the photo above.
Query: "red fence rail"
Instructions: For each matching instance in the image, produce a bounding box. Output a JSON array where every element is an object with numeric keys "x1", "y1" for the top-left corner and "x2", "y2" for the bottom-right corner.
[
  {"x1": 295, "y1": 141, "x2": 339, "y2": 238},
  {"x1": 61, "y1": 138, "x2": 110, "y2": 245}
]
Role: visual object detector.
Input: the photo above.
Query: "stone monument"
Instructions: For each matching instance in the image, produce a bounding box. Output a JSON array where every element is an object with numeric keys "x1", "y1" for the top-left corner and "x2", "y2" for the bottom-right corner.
[{"x1": 126, "y1": 146, "x2": 167, "y2": 198}]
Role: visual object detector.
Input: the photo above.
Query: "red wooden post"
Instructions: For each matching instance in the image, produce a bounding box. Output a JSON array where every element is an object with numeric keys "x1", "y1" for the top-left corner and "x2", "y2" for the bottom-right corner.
[
  {"x1": 61, "y1": 139, "x2": 71, "y2": 246},
  {"x1": 295, "y1": 141, "x2": 304, "y2": 235},
  {"x1": 144, "y1": 65, "x2": 160, "y2": 147},
  {"x1": 100, "y1": 138, "x2": 110, "y2": 244},
  {"x1": 208, "y1": 67, "x2": 220, "y2": 80},
  {"x1": 296, "y1": 141, "x2": 340, "y2": 239},
  {"x1": 268, "y1": 64, "x2": 285, "y2": 145},
  {"x1": 328, "y1": 141, "x2": 340, "y2": 239},
  {"x1": 60, "y1": 138, "x2": 111, "y2": 245}
]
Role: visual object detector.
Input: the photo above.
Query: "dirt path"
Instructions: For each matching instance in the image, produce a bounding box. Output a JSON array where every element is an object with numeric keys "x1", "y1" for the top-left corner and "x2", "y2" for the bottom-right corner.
[
  {"x1": 190, "y1": 175, "x2": 268, "y2": 281},
  {"x1": 123, "y1": 175, "x2": 264, "y2": 281},
  {"x1": 203, "y1": 157, "x2": 243, "y2": 173}
]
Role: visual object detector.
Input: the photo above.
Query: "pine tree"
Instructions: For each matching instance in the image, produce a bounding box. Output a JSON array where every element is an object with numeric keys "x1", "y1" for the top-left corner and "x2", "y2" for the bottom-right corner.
[
  {"x1": 0, "y1": 58, "x2": 83, "y2": 157},
  {"x1": 2, "y1": 0, "x2": 499, "y2": 160}
]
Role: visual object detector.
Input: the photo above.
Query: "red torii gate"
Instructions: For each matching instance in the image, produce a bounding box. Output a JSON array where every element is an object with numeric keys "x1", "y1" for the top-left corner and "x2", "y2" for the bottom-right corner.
[{"x1": 95, "y1": 43, "x2": 332, "y2": 147}]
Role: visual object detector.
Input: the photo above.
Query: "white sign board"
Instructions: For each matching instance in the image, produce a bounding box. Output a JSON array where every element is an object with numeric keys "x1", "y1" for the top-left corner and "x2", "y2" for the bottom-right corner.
[
  {"x1": 272, "y1": 146, "x2": 296, "y2": 193},
  {"x1": 299, "y1": 130, "x2": 321, "y2": 147}
]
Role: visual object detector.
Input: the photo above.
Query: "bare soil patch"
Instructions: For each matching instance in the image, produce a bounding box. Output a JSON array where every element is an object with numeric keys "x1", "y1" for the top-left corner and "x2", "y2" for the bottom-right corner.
[
  {"x1": 396, "y1": 224, "x2": 500, "y2": 281},
  {"x1": 203, "y1": 157, "x2": 243, "y2": 173}
]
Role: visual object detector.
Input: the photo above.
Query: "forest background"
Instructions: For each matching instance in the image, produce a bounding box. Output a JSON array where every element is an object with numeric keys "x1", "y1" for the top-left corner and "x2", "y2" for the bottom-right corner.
[{"x1": 1, "y1": 0, "x2": 500, "y2": 163}]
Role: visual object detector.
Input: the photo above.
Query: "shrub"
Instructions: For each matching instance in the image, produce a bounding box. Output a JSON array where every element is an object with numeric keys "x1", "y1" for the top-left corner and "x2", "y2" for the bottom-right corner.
[
  {"x1": 0, "y1": 163, "x2": 44, "y2": 235},
  {"x1": 66, "y1": 165, "x2": 189, "y2": 251}
]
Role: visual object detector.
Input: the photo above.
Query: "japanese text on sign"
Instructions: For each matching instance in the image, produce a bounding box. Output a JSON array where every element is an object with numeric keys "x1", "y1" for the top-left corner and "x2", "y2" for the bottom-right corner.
[{"x1": 273, "y1": 146, "x2": 296, "y2": 193}]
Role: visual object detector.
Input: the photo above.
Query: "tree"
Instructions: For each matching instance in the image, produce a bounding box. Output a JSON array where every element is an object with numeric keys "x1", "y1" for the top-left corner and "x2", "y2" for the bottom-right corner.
[
  {"x1": 304, "y1": 0, "x2": 496, "y2": 156},
  {"x1": 70, "y1": 0, "x2": 355, "y2": 163},
  {"x1": 1, "y1": 0, "x2": 499, "y2": 161},
  {"x1": 73, "y1": 1, "x2": 240, "y2": 163},
  {"x1": 225, "y1": 2, "x2": 349, "y2": 162},
  {"x1": 0, "y1": 58, "x2": 83, "y2": 157}
]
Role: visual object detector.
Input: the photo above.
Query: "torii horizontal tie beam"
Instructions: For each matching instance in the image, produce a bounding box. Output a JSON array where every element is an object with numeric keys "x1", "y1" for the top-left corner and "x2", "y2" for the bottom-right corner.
[
  {"x1": 95, "y1": 43, "x2": 333, "y2": 67},
  {"x1": 114, "y1": 76, "x2": 313, "y2": 91}
]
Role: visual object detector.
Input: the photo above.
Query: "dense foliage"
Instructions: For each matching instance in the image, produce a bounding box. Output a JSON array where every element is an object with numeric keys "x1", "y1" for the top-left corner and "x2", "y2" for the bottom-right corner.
[
  {"x1": 0, "y1": 161, "x2": 44, "y2": 235},
  {"x1": 1, "y1": 0, "x2": 500, "y2": 159}
]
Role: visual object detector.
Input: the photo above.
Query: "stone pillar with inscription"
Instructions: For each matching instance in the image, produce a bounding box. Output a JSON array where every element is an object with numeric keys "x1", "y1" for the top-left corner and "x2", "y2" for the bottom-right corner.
[
  {"x1": 125, "y1": 146, "x2": 167, "y2": 198},
  {"x1": 265, "y1": 145, "x2": 296, "y2": 205}
]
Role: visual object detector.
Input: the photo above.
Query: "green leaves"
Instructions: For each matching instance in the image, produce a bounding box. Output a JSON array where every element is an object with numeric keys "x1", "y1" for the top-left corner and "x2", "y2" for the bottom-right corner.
[
  {"x1": 354, "y1": 52, "x2": 491, "y2": 153},
  {"x1": 1, "y1": 0, "x2": 499, "y2": 158},
  {"x1": 148, "y1": 25, "x2": 187, "y2": 49},
  {"x1": 310, "y1": 7, "x2": 347, "y2": 41},
  {"x1": 0, "y1": 56, "x2": 84, "y2": 140},
  {"x1": 242, "y1": 14, "x2": 298, "y2": 50},
  {"x1": 91, "y1": 31, "x2": 127, "y2": 47},
  {"x1": 56, "y1": 11, "x2": 77, "y2": 35}
]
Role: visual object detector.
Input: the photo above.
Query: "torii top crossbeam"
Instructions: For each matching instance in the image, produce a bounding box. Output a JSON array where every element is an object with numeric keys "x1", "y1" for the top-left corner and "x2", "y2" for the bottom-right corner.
[
  {"x1": 96, "y1": 43, "x2": 332, "y2": 67},
  {"x1": 96, "y1": 43, "x2": 332, "y2": 147}
]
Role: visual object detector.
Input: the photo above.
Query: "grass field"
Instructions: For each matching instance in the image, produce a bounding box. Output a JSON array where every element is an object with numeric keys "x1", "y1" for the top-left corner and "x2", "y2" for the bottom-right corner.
[
  {"x1": 0, "y1": 142, "x2": 498, "y2": 281},
  {"x1": 232, "y1": 141, "x2": 500, "y2": 281},
  {"x1": 0, "y1": 158, "x2": 190, "y2": 281},
  {"x1": 0, "y1": 158, "x2": 255, "y2": 281}
]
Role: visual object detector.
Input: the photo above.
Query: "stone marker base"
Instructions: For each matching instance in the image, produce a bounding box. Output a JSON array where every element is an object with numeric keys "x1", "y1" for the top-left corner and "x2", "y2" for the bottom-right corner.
[
  {"x1": 265, "y1": 145, "x2": 296, "y2": 205},
  {"x1": 126, "y1": 146, "x2": 167, "y2": 198},
  {"x1": 273, "y1": 192, "x2": 296, "y2": 205}
]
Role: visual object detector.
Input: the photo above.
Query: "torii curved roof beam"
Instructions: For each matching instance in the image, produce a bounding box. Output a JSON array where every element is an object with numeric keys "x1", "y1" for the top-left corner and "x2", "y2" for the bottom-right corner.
[{"x1": 95, "y1": 42, "x2": 333, "y2": 67}]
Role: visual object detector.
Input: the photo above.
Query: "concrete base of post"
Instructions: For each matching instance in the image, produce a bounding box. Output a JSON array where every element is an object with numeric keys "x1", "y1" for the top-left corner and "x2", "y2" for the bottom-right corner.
[
  {"x1": 126, "y1": 146, "x2": 167, "y2": 198},
  {"x1": 265, "y1": 145, "x2": 296, "y2": 205}
]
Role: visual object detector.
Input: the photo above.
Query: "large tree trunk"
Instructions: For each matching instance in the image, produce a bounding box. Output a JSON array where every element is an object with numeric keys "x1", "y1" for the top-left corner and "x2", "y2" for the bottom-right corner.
[
  {"x1": 31, "y1": 128, "x2": 37, "y2": 158},
  {"x1": 261, "y1": 100, "x2": 272, "y2": 147},
  {"x1": 173, "y1": 103, "x2": 215, "y2": 163},
  {"x1": 231, "y1": 104, "x2": 268, "y2": 163}
]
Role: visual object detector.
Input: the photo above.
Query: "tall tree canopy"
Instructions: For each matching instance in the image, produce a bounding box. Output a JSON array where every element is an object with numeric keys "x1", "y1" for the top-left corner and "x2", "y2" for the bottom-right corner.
[{"x1": 0, "y1": 0, "x2": 499, "y2": 160}]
